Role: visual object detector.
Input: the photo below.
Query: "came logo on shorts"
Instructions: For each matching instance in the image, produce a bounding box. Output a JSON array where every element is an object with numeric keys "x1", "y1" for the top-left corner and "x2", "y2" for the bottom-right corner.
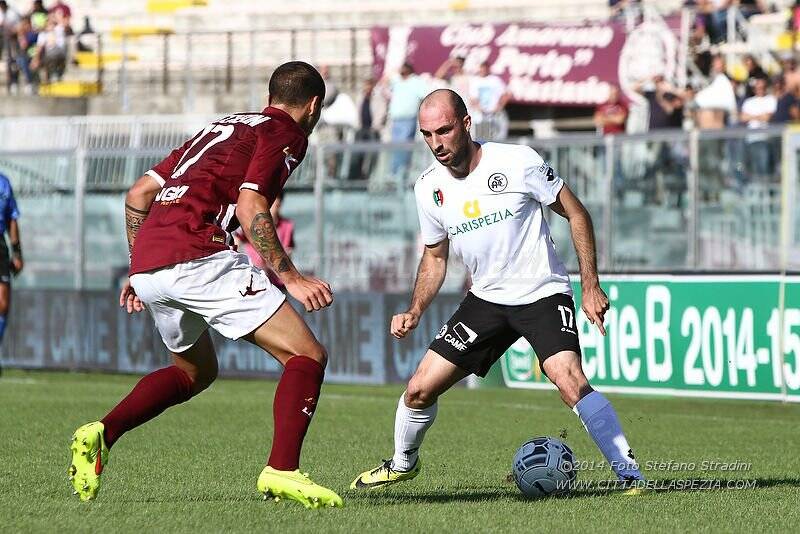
[{"x1": 442, "y1": 321, "x2": 478, "y2": 351}]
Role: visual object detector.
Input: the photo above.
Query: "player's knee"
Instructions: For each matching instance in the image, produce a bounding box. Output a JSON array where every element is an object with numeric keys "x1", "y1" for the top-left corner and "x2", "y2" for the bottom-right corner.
[
  {"x1": 405, "y1": 380, "x2": 437, "y2": 409},
  {"x1": 303, "y1": 341, "x2": 328, "y2": 369},
  {"x1": 191, "y1": 366, "x2": 218, "y2": 394},
  {"x1": 553, "y1": 371, "x2": 591, "y2": 408}
]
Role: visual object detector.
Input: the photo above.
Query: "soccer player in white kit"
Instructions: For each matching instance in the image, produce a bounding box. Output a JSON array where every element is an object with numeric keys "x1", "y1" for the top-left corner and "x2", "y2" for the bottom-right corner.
[{"x1": 351, "y1": 89, "x2": 644, "y2": 490}]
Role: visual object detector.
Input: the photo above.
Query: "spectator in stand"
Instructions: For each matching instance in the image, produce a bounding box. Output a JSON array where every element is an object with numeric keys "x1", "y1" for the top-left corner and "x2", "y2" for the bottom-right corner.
[
  {"x1": 609, "y1": 0, "x2": 641, "y2": 28},
  {"x1": 694, "y1": 55, "x2": 737, "y2": 128},
  {"x1": 635, "y1": 75, "x2": 684, "y2": 131},
  {"x1": 434, "y1": 56, "x2": 471, "y2": 104},
  {"x1": 348, "y1": 76, "x2": 384, "y2": 180},
  {"x1": 13, "y1": 16, "x2": 37, "y2": 93},
  {"x1": 742, "y1": 54, "x2": 767, "y2": 98},
  {"x1": 1, "y1": 1, "x2": 20, "y2": 59},
  {"x1": 2, "y1": 0, "x2": 19, "y2": 92},
  {"x1": 740, "y1": 77, "x2": 777, "y2": 179},
  {"x1": 706, "y1": 0, "x2": 733, "y2": 43},
  {"x1": 594, "y1": 85, "x2": 628, "y2": 135},
  {"x1": 319, "y1": 64, "x2": 339, "y2": 108},
  {"x1": 634, "y1": 76, "x2": 686, "y2": 203},
  {"x1": 738, "y1": 0, "x2": 766, "y2": 19},
  {"x1": 384, "y1": 61, "x2": 428, "y2": 177},
  {"x1": 770, "y1": 75, "x2": 799, "y2": 124},
  {"x1": 29, "y1": 0, "x2": 47, "y2": 31},
  {"x1": 234, "y1": 191, "x2": 294, "y2": 290},
  {"x1": 469, "y1": 61, "x2": 510, "y2": 139},
  {"x1": 49, "y1": 0, "x2": 71, "y2": 32},
  {"x1": 31, "y1": 16, "x2": 67, "y2": 83},
  {"x1": 780, "y1": 53, "x2": 800, "y2": 94}
]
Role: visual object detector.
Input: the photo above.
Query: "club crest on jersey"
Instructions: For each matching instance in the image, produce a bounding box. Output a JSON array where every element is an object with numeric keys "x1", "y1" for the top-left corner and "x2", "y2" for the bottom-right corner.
[
  {"x1": 155, "y1": 185, "x2": 189, "y2": 204},
  {"x1": 488, "y1": 173, "x2": 508, "y2": 192},
  {"x1": 433, "y1": 188, "x2": 444, "y2": 206},
  {"x1": 283, "y1": 147, "x2": 299, "y2": 170}
]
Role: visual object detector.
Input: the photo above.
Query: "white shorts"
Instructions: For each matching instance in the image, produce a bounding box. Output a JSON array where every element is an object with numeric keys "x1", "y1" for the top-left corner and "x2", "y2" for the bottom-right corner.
[{"x1": 130, "y1": 250, "x2": 286, "y2": 353}]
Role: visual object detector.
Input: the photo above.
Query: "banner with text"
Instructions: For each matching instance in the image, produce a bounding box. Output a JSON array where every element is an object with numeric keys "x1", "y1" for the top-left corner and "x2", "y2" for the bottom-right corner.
[
  {"x1": 488, "y1": 276, "x2": 800, "y2": 402},
  {"x1": 370, "y1": 17, "x2": 682, "y2": 106}
]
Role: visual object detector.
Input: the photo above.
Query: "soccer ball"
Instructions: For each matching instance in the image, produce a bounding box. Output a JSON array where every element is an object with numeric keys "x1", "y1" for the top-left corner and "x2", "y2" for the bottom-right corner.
[{"x1": 512, "y1": 436, "x2": 576, "y2": 498}]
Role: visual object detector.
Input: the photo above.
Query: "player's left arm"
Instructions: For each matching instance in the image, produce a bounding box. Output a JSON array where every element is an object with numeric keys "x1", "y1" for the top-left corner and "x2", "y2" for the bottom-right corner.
[
  {"x1": 549, "y1": 185, "x2": 609, "y2": 335},
  {"x1": 236, "y1": 190, "x2": 332, "y2": 312},
  {"x1": 120, "y1": 174, "x2": 162, "y2": 313}
]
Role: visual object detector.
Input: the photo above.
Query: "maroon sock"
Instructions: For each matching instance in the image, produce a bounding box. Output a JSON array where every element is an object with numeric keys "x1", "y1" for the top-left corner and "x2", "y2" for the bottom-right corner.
[
  {"x1": 267, "y1": 356, "x2": 325, "y2": 471},
  {"x1": 101, "y1": 366, "x2": 194, "y2": 448}
]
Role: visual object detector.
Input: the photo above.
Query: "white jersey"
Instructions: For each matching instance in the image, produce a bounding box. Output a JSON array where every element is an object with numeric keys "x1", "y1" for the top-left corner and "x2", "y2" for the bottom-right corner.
[{"x1": 414, "y1": 142, "x2": 571, "y2": 306}]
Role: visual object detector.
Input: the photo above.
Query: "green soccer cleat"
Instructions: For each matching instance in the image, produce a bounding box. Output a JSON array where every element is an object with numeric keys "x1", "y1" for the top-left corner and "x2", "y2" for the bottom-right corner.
[
  {"x1": 68, "y1": 422, "x2": 109, "y2": 501},
  {"x1": 257, "y1": 466, "x2": 343, "y2": 509},
  {"x1": 350, "y1": 458, "x2": 421, "y2": 490}
]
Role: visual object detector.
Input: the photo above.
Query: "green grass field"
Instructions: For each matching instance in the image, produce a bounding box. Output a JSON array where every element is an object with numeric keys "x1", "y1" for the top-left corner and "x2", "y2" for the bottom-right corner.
[{"x1": 1, "y1": 369, "x2": 799, "y2": 533}]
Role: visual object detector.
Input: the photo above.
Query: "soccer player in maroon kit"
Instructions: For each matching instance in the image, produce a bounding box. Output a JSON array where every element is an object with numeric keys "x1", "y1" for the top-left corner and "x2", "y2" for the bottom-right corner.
[{"x1": 68, "y1": 62, "x2": 343, "y2": 508}]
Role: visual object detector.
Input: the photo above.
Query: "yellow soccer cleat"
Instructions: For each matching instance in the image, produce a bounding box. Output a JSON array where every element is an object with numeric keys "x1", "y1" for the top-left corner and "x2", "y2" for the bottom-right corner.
[
  {"x1": 257, "y1": 466, "x2": 343, "y2": 509},
  {"x1": 350, "y1": 458, "x2": 421, "y2": 490},
  {"x1": 68, "y1": 422, "x2": 109, "y2": 501},
  {"x1": 618, "y1": 477, "x2": 652, "y2": 496},
  {"x1": 621, "y1": 486, "x2": 652, "y2": 496}
]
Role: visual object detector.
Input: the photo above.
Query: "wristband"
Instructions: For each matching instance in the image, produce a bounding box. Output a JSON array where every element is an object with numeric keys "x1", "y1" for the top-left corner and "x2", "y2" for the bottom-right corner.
[{"x1": 11, "y1": 242, "x2": 22, "y2": 256}]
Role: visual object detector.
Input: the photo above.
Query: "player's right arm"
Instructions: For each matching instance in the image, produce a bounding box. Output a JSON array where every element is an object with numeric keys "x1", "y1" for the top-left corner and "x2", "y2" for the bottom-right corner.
[
  {"x1": 236, "y1": 189, "x2": 332, "y2": 312},
  {"x1": 120, "y1": 174, "x2": 163, "y2": 313},
  {"x1": 391, "y1": 238, "x2": 449, "y2": 339},
  {"x1": 392, "y1": 178, "x2": 450, "y2": 339}
]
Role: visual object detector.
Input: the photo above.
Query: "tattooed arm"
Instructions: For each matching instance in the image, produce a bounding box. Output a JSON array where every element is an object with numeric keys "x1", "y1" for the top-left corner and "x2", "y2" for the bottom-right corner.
[
  {"x1": 124, "y1": 175, "x2": 162, "y2": 253},
  {"x1": 236, "y1": 189, "x2": 332, "y2": 312},
  {"x1": 120, "y1": 174, "x2": 162, "y2": 313}
]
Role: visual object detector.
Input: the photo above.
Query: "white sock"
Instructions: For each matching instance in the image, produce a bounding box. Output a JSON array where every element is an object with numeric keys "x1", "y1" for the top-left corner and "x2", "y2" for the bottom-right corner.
[
  {"x1": 391, "y1": 393, "x2": 437, "y2": 472},
  {"x1": 573, "y1": 391, "x2": 643, "y2": 480}
]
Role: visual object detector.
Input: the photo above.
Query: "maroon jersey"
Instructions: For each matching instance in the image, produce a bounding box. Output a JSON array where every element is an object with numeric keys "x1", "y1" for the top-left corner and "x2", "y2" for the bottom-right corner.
[{"x1": 129, "y1": 107, "x2": 307, "y2": 275}]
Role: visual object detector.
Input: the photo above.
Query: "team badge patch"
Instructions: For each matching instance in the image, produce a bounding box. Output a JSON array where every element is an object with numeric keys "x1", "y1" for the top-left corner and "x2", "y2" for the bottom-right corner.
[
  {"x1": 435, "y1": 324, "x2": 447, "y2": 339},
  {"x1": 537, "y1": 162, "x2": 556, "y2": 181},
  {"x1": 488, "y1": 173, "x2": 508, "y2": 192},
  {"x1": 433, "y1": 188, "x2": 444, "y2": 206}
]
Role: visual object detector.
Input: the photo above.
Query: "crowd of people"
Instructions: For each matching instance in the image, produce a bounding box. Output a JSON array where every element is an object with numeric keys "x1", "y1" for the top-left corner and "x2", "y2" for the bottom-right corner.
[
  {"x1": 345, "y1": 57, "x2": 511, "y2": 180},
  {"x1": 0, "y1": 0, "x2": 73, "y2": 94},
  {"x1": 595, "y1": 53, "x2": 800, "y2": 134}
]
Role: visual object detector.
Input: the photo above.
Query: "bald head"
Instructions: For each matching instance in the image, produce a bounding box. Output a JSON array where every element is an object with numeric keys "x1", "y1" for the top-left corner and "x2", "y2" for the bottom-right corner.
[
  {"x1": 418, "y1": 88, "x2": 474, "y2": 174},
  {"x1": 419, "y1": 89, "x2": 468, "y2": 121}
]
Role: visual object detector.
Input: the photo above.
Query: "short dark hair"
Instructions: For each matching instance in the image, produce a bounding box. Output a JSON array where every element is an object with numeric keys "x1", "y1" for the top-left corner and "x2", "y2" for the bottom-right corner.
[
  {"x1": 268, "y1": 61, "x2": 325, "y2": 107},
  {"x1": 420, "y1": 88, "x2": 468, "y2": 121}
]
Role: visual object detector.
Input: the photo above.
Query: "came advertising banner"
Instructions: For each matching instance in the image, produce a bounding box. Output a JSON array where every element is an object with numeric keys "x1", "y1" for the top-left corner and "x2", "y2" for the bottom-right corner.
[
  {"x1": 371, "y1": 17, "x2": 682, "y2": 106},
  {"x1": 488, "y1": 275, "x2": 800, "y2": 402}
]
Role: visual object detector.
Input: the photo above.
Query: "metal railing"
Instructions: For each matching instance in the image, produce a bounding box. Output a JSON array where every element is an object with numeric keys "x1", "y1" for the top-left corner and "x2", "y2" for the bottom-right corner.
[
  {"x1": 2, "y1": 27, "x2": 372, "y2": 109},
  {"x1": 0, "y1": 116, "x2": 798, "y2": 291}
]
